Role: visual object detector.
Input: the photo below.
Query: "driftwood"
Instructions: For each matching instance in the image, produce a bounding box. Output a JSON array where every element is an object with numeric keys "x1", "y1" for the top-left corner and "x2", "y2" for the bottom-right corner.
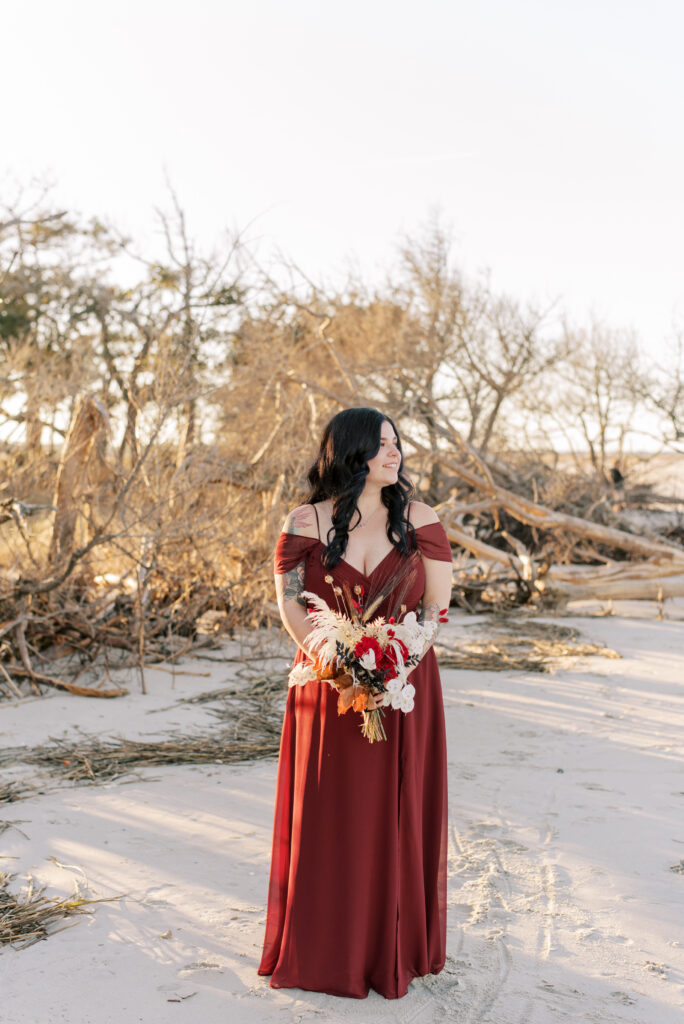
[
  {"x1": 48, "y1": 395, "x2": 113, "y2": 566},
  {"x1": 1, "y1": 662, "x2": 129, "y2": 698},
  {"x1": 395, "y1": 420, "x2": 684, "y2": 605},
  {"x1": 409, "y1": 435, "x2": 683, "y2": 564},
  {"x1": 544, "y1": 563, "x2": 684, "y2": 601},
  {"x1": 435, "y1": 515, "x2": 684, "y2": 603}
]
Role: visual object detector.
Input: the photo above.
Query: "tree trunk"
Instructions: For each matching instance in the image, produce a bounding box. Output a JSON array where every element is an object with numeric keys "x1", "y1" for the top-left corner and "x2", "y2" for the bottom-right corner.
[
  {"x1": 175, "y1": 395, "x2": 196, "y2": 469},
  {"x1": 48, "y1": 395, "x2": 109, "y2": 566},
  {"x1": 24, "y1": 390, "x2": 43, "y2": 452}
]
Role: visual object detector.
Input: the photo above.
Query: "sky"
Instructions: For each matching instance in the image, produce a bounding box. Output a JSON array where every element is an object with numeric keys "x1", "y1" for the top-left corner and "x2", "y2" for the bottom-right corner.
[{"x1": 3, "y1": 0, "x2": 684, "y2": 363}]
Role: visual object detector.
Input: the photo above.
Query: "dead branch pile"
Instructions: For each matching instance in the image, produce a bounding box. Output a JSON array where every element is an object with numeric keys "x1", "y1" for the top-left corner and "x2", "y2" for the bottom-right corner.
[
  {"x1": 0, "y1": 395, "x2": 283, "y2": 700},
  {"x1": 1, "y1": 781, "x2": 34, "y2": 804},
  {"x1": 426, "y1": 440, "x2": 684, "y2": 607},
  {"x1": 0, "y1": 870, "x2": 111, "y2": 949},
  {"x1": 436, "y1": 618, "x2": 620, "y2": 673},
  {"x1": 0, "y1": 669, "x2": 288, "y2": 781},
  {"x1": 0, "y1": 729, "x2": 282, "y2": 784},
  {"x1": 2, "y1": 207, "x2": 683, "y2": 701},
  {"x1": 2, "y1": 380, "x2": 682, "y2": 701}
]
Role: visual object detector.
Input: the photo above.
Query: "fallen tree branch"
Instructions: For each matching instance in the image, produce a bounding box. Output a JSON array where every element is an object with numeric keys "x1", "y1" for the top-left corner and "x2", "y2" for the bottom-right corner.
[
  {"x1": 408, "y1": 434, "x2": 684, "y2": 563},
  {"x1": 4, "y1": 663, "x2": 129, "y2": 698}
]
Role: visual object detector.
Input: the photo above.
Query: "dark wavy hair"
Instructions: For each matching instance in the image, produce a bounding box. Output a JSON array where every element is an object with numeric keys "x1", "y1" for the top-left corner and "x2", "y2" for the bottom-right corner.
[{"x1": 304, "y1": 407, "x2": 416, "y2": 569}]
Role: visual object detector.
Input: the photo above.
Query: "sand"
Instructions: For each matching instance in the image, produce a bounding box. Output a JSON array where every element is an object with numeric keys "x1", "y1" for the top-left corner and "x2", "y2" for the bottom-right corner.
[{"x1": 1, "y1": 603, "x2": 683, "y2": 1024}]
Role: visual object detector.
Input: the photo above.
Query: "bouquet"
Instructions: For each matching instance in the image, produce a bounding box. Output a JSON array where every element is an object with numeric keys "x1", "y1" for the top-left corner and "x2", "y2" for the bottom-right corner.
[{"x1": 287, "y1": 563, "x2": 448, "y2": 743}]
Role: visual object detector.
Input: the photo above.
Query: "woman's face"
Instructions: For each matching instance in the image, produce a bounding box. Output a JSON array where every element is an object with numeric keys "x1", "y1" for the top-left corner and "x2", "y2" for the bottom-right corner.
[{"x1": 365, "y1": 419, "x2": 401, "y2": 488}]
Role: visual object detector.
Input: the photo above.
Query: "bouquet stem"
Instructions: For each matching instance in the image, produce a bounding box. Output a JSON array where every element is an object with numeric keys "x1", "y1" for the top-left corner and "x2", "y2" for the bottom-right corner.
[{"x1": 361, "y1": 708, "x2": 387, "y2": 743}]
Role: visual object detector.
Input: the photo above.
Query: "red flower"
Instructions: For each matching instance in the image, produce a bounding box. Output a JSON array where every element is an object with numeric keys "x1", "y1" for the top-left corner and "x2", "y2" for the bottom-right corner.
[
  {"x1": 354, "y1": 636, "x2": 384, "y2": 661},
  {"x1": 388, "y1": 616, "x2": 396, "y2": 624},
  {"x1": 378, "y1": 637, "x2": 409, "y2": 680},
  {"x1": 395, "y1": 638, "x2": 409, "y2": 661},
  {"x1": 379, "y1": 648, "x2": 399, "y2": 680}
]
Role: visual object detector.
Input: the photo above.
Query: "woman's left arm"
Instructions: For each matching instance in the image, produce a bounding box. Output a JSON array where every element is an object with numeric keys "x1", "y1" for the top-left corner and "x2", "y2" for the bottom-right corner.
[
  {"x1": 420, "y1": 555, "x2": 453, "y2": 627},
  {"x1": 417, "y1": 555, "x2": 453, "y2": 659},
  {"x1": 409, "y1": 501, "x2": 453, "y2": 659}
]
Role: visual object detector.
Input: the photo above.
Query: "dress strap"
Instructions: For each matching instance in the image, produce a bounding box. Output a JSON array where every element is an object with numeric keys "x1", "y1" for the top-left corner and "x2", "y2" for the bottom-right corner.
[{"x1": 312, "y1": 503, "x2": 321, "y2": 541}]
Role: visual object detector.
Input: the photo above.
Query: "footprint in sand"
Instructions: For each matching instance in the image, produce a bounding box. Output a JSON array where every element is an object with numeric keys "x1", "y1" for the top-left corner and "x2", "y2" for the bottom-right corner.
[
  {"x1": 643, "y1": 960, "x2": 668, "y2": 977},
  {"x1": 610, "y1": 990, "x2": 637, "y2": 1005}
]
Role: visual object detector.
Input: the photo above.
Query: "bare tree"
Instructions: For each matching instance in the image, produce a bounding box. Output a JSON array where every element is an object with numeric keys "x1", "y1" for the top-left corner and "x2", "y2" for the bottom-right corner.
[
  {"x1": 450, "y1": 281, "x2": 565, "y2": 453},
  {"x1": 388, "y1": 219, "x2": 566, "y2": 459},
  {"x1": 0, "y1": 190, "x2": 116, "y2": 455},
  {"x1": 85, "y1": 184, "x2": 246, "y2": 468},
  {"x1": 534, "y1": 319, "x2": 643, "y2": 479},
  {"x1": 636, "y1": 326, "x2": 684, "y2": 453}
]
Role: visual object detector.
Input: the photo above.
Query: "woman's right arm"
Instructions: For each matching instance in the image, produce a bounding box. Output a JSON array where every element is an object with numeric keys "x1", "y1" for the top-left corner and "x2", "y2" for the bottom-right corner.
[
  {"x1": 275, "y1": 505, "x2": 319, "y2": 660},
  {"x1": 275, "y1": 561, "x2": 316, "y2": 658}
]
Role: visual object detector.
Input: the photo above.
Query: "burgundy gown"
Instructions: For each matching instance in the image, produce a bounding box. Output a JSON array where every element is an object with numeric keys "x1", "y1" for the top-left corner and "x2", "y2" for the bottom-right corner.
[{"x1": 257, "y1": 517, "x2": 452, "y2": 999}]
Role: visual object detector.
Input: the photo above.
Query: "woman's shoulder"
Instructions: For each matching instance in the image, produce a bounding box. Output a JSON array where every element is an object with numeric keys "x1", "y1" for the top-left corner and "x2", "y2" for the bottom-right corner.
[
  {"x1": 407, "y1": 500, "x2": 440, "y2": 528},
  {"x1": 406, "y1": 501, "x2": 452, "y2": 562},
  {"x1": 280, "y1": 503, "x2": 320, "y2": 540}
]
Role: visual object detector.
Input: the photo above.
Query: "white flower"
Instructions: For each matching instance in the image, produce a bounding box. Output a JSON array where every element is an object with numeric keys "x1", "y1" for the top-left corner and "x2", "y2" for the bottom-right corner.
[
  {"x1": 359, "y1": 649, "x2": 377, "y2": 671},
  {"x1": 388, "y1": 611, "x2": 436, "y2": 659},
  {"x1": 316, "y1": 635, "x2": 339, "y2": 665},
  {"x1": 399, "y1": 693, "x2": 415, "y2": 713},
  {"x1": 390, "y1": 682, "x2": 415, "y2": 713},
  {"x1": 385, "y1": 675, "x2": 403, "y2": 696},
  {"x1": 288, "y1": 663, "x2": 317, "y2": 687}
]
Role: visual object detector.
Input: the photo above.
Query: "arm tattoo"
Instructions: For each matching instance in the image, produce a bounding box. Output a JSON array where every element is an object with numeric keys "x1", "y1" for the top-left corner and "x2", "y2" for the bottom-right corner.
[
  {"x1": 282, "y1": 562, "x2": 306, "y2": 606},
  {"x1": 418, "y1": 601, "x2": 440, "y2": 623},
  {"x1": 417, "y1": 601, "x2": 441, "y2": 658},
  {"x1": 288, "y1": 506, "x2": 315, "y2": 535}
]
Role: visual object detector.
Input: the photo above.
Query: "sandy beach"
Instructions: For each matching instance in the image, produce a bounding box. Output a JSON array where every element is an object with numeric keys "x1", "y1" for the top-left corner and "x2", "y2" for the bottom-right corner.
[{"x1": 1, "y1": 603, "x2": 683, "y2": 1024}]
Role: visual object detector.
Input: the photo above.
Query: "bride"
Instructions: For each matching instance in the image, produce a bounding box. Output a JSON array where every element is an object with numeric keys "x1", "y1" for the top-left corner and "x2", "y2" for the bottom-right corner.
[{"x1": 258, "y1": 406, "x2": 453, "y2": 999}]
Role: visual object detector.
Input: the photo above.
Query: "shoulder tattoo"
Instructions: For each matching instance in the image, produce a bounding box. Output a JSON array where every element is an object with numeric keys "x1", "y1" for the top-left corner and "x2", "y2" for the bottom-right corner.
[{"x1": 287, "y1": 505, "x2": 315, "y2": 535}]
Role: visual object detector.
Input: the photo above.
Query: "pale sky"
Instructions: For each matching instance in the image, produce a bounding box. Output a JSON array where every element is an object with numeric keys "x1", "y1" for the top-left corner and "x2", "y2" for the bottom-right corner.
[{"x1": 3, "y1": 0, "x2": 684, "y2": 361}]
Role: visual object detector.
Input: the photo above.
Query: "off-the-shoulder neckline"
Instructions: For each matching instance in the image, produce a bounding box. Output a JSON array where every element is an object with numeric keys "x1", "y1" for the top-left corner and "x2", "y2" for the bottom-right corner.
[
  {"x1": 278, "y1": 521, "x2": 442, "y2": 540},
  {"x1": 277, "y1": 522, "x2": 444, "y2": 580}
]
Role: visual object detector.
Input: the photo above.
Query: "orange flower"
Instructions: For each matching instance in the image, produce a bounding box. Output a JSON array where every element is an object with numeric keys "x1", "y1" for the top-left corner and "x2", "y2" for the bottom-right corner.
[
  {"x1": 352, "y1": 691, "x2": 369, "y2": 713},
  {"x1": 337, "y1": 682, "x2": 371, "y2": 716},
  {"x1": 337, "y1": 688, "x2": 354, "y2": 715},
  {"x1": 314, "y1": 658, "x2": 337, "y2": 680}
]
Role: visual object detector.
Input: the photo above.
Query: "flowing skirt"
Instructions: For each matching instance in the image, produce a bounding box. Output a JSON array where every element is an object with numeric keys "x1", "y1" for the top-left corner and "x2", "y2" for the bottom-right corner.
[{"x1": 257, "y1": 645, "x2": 448, "y2": 999}]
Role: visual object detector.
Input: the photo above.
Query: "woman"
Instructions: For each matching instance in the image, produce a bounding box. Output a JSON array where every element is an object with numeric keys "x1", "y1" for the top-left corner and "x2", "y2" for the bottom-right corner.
[{"x1": 257, "y1": 407, "x2": 453, "y2": 999}]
